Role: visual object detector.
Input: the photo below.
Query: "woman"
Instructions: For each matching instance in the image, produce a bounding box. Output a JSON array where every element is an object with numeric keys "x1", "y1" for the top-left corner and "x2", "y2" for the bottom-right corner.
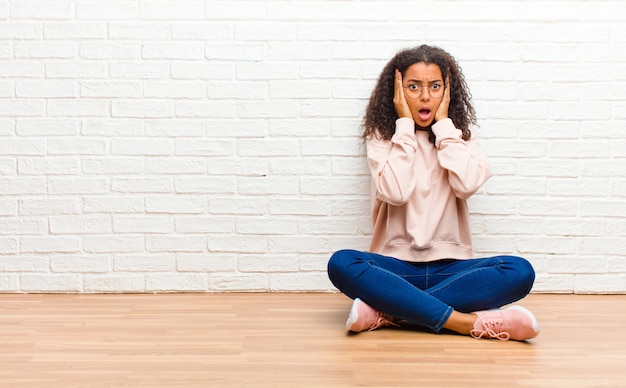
[{"x1": 327, "y1": 45, "x2": 539, "y2": 341}]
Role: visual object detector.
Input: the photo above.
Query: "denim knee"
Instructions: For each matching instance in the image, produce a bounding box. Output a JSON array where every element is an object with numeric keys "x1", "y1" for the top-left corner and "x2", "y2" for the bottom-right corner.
[
  {"x1": 505, "y1": 255, "x2": 536, "y2": 296},
  {"x1": 327, "y1": 249, "x2": 355, "y2": 277}
]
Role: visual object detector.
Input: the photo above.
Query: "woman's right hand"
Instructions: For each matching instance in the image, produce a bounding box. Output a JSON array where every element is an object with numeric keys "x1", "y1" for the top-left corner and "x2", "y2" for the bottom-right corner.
[{"x1": 394, "y1": 69, "x2": 413, "y2": 119}]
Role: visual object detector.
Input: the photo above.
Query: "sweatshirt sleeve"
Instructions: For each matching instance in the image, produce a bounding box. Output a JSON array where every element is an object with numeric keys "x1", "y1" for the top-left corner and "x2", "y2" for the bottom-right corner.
[
  {"x1": 366, "y1": 118, "x2": 417, "y2": 206},
  {"x1": 432, "y1": 118, "x2": 492, "y2": 200}
]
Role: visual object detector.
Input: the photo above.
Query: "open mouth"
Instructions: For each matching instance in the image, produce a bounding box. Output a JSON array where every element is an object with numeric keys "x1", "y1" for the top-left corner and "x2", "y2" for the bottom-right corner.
[{"x1": 418, "y1": 108, "x2": 431, "y2": 121}]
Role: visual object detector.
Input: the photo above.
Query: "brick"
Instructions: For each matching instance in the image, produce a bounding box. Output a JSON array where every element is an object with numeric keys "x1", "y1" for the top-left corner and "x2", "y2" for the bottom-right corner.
[
  {"x1": 139, "y1": 1, "x2": 205, "y2": 20},
  {"x1": 47, "y1": 138, "x2": 107, "y2": 155},
  {"x1": 81, "y1": 118, "x2": 143, "y2": 137},
  {"x1": 268, "y1": 236, "x2": 330, "y2": 254},
  {"x1": 209, "y1": 196, "x2": 268, "y2": 216},
  {"x1": 20, "y1": 236, "x2": 80, "y2": 253},
  {"x1": 0, "y1": 237, "x2": 18, "y2": 254},
  {"x1": 177, "y1": 253, "x2": 237, "y2": 272},
  {"x1": 0, "y1": 81, "x2": 12, "y2": 98},
  {"x1": 208, "y1": 235, "x2": 267, "y2": 254},
  {"x1": 238, "y1": 255, "x2": 299, "y2": 272},
  {"x1": 114, "y1": 216, "x2": 174, "y2": 233},
  {"x1": 0, "y1": 256, "x2": 48, "y2": 271},
  {"x1": 174, "y1": 217, "x2": 234, "y2": 234},
  {"x1": 143, "y1": 158, "x2": 207, "y2": 174},
  {"x1": 145, "y1": 119, "x2": 206, "y2": 137},
  {"x1": 79, "y1": 42, "x2": 141, "y2": 59},
  {"x1": 210, "y1": 272, "x2": 269, "y2": 292},
  {"x1": 10, "y1": 0, "x2": 74, "y2": 20},
  {"x1": 209, "y1": 158, "x2": 268, "y2": 176},
  {"x1": 114, "y1": 254, "x2": 176, "y2": 272},
  {"x1": 81, "y1": 157, "x2": 143, "y2": 175},
  {"x1": 176, "y1": 101, "x2": 237, "y2": 118},
  {"x1": 84, "y1": 275, "x2": 145, "y2": 293},
  {"x1": 171, "y1": 62, "x2": 233, "y2": 80},
  {"x1": 41, "y1": 177, "x2": 99, "y2": 199},
  {"x1": 268, "y1": 198, "x2": 330, "y2": 216},
  {"x1": 109, "y1": 23, "x2": 171, "y2": 40},
  {"x1": 142, "y1": 43, "x2": 205, "y2": 60},
  {"x1": 44, "y1": 22, "x2": 107, "y2": 39},
  {"x1": 172, "y1": 22, "x2": 232, "y2": 40},
  {"x1": 269, "y1": 272, "x2": 335, "y2": 292},
  {"x1": 143, "y1": 82, "x2": 205, "y2": 99},
  {"x1": 175, "y1": 176, "x2": 235, "y2": 194},
  {"x1": 0, "y1": 139, "x2": 46, "y2": 155},
  {"x1": 18, "y1": 157, "x2": 78, "y2": 175},
  {"x1": 47, "y1": 99, "x2": 109, "y2": 117},
  {"x1": 111, "y1": 138, "x2": 173, "y2": 156},
  {"x1": 546, "y1": 257, "x2": 607, "y2": 274},
  {"x1": 111, "y1": 100, "x2": 174, "y2": 118},
  {"x1": 0, "y1": 275, "x2": 19, "y2": 291},
  {"x1": 19, "y1": 198, "x2": 81, "y2": 216},
  {"x1": 111, "y1": 178, "x2": 173, "y2": 194},
  {"x1": 146, "y1": 273, "x2": 209, "y2": 292},
  {"x1": 145, "y1": 195, "x2": 207, "y2": 214},
  {"x1": 205, "y1": 1, "x2": 266, "y2": 20},
  {"x1": 208, "y1": 81, "x2": 268, "y2": 100},
  {"x1": 237, "y1": 176, "x2": 299, "y2": 195},
  {"x1": 83, "y1": 196, "x2": 144, "y2": 213},
  {"x1": 532, "y1": 274, "x2": 574, "y2": 293},
  {"x1": 237, "y1": 138, "x2": 299, "y2": 157},
  {"x1": 209, "y1": 120, "x2": 268, "y2": 138},
  {"x1": 21, "y1": 274, "x2": 82, "y2": 293},
  {"x1": 17, "y1": 118, "x2": 78, "y2": 136},
  {"x1": 236, "y1": 217, "x2": 298, "y2": 235},
  {"x1": 0, "y1": 177, "x2": 46, "y2": 195},
  {"x1": 83, "y1": 236, "x2": 144, "y2": 253},
  {"x1": 80, "y1": 81, "x2": 142, "y2": 98},
  {"x1": 0, "y1": 100, "x2": 45, "y2": 117},
  {"x1": 16, "y1": 81, "x2": 75, "y2": 98},
  {"x1": 51, "y1": 255, "x2": 110, "y2": 273},
  {"x1": 49, "y1": 215, "x2": 111, "y2": 234},
  {"x1": 269, "y1": 158, "x2": 329, "y2": 176},
  {"x1": 301, "y1": 138, "x2": 362, "y2": 156},
  {"x1": 46, "y1": 61, "x2": 107, "y2": 78},
  {"x1": 76, "y1": 2, "x2": 138, "y2": 20},
  {"x1": 575, "y1": 275, "x2": 626, "y2": 294},
  {"x1": 110, "y1": 61, "x2": 169, "y2": 79},
  {"x1": 0, "y1": 22, "x2": 42, "y2": 39}
]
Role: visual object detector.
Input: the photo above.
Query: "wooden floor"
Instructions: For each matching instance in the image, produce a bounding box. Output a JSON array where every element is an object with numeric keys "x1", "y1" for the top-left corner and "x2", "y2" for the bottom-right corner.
[{"x1": 1, "y1": 293, "x2": 625, "y2": 387}]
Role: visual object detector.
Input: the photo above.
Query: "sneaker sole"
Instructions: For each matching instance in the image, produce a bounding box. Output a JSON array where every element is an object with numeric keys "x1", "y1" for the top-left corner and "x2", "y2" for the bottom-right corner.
[
  {"x1": 507, "y1": 305, "x2": 540, "y2": 335},
  {"x1": 345, "y1": 298, "x2": 362, "y2": 331}
]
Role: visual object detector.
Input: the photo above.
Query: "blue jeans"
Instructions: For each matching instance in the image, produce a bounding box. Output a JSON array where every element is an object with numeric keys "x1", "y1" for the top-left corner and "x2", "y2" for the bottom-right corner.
[{"x1": 327, "y1": 249, "x2": 535, "y2": 332}]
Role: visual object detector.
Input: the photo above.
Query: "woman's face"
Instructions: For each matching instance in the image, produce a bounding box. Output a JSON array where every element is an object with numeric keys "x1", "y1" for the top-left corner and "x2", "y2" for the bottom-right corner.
[{"x1": 402, "y1": 62, "x2": 443, "y2": 129}]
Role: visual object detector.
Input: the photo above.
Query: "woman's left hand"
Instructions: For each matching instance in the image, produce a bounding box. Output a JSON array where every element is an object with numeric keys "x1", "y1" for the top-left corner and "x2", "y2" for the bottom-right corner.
[{"x1": 435, "y1": 75, "x2": 450, "y2": 122}]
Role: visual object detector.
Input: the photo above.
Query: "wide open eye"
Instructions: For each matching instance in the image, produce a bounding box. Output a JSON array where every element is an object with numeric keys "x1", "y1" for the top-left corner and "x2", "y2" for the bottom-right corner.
[
  {"x1": 407, "y1": 84, "x2": 420, "y2": 91},
  {"x1": 431, "y1": 83, "x2": 443, "y2": 91}
]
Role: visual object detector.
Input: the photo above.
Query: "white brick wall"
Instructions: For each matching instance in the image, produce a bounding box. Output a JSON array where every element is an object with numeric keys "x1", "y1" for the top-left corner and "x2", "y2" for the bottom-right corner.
[{"x1": 1, "y1": 0, "x2": 625, "y2": 293}]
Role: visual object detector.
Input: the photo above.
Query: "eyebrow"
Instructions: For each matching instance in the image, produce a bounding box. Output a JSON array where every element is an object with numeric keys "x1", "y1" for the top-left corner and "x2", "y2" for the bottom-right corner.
[{"x1": 406, "y1": 79, "x2": 443, "y2": 84}]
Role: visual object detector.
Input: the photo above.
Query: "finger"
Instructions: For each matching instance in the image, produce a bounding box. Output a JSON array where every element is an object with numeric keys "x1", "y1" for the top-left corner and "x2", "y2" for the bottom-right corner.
[
  {"x1": 394, "y1": 70, "x2": 402, "y2": 91},
  {"x1": 394, "y1": 70, "x2": 403, "y2": 101}
]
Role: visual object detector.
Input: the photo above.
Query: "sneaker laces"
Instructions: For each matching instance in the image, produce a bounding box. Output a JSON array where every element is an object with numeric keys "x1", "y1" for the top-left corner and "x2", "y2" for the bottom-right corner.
[
  {"x1": 470, "y1": 317, "x2": 511, "y2": 340},
  {"x1": 368, "y1": 313, "x2": 399, "y2": 331}
]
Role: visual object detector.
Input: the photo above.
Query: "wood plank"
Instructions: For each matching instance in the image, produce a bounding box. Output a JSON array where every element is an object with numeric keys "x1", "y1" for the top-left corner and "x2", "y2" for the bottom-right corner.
[{"x1": 1, "y1": 293, "x2": 625, "y2": 387}]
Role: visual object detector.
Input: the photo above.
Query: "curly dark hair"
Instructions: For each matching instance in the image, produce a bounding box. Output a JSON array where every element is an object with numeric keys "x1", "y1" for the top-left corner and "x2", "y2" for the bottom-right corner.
[{"x1": 362, "y1": 45, "x2": 476, "y2": 144}]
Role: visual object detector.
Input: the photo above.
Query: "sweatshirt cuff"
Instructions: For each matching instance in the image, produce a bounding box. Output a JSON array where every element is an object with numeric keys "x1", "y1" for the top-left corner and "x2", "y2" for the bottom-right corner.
[
  {"x1": 393, "y1": 117, "x2": 416, "y2": 138},
  {"x1": 432, "y1": 118, "x2": 463, "y2": 148}
]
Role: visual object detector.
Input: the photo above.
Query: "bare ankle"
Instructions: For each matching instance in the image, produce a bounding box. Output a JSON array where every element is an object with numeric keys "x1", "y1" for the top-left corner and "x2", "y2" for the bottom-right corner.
[{"x1": 443, "y1": 311, "x2": 477, "y2": 335}]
